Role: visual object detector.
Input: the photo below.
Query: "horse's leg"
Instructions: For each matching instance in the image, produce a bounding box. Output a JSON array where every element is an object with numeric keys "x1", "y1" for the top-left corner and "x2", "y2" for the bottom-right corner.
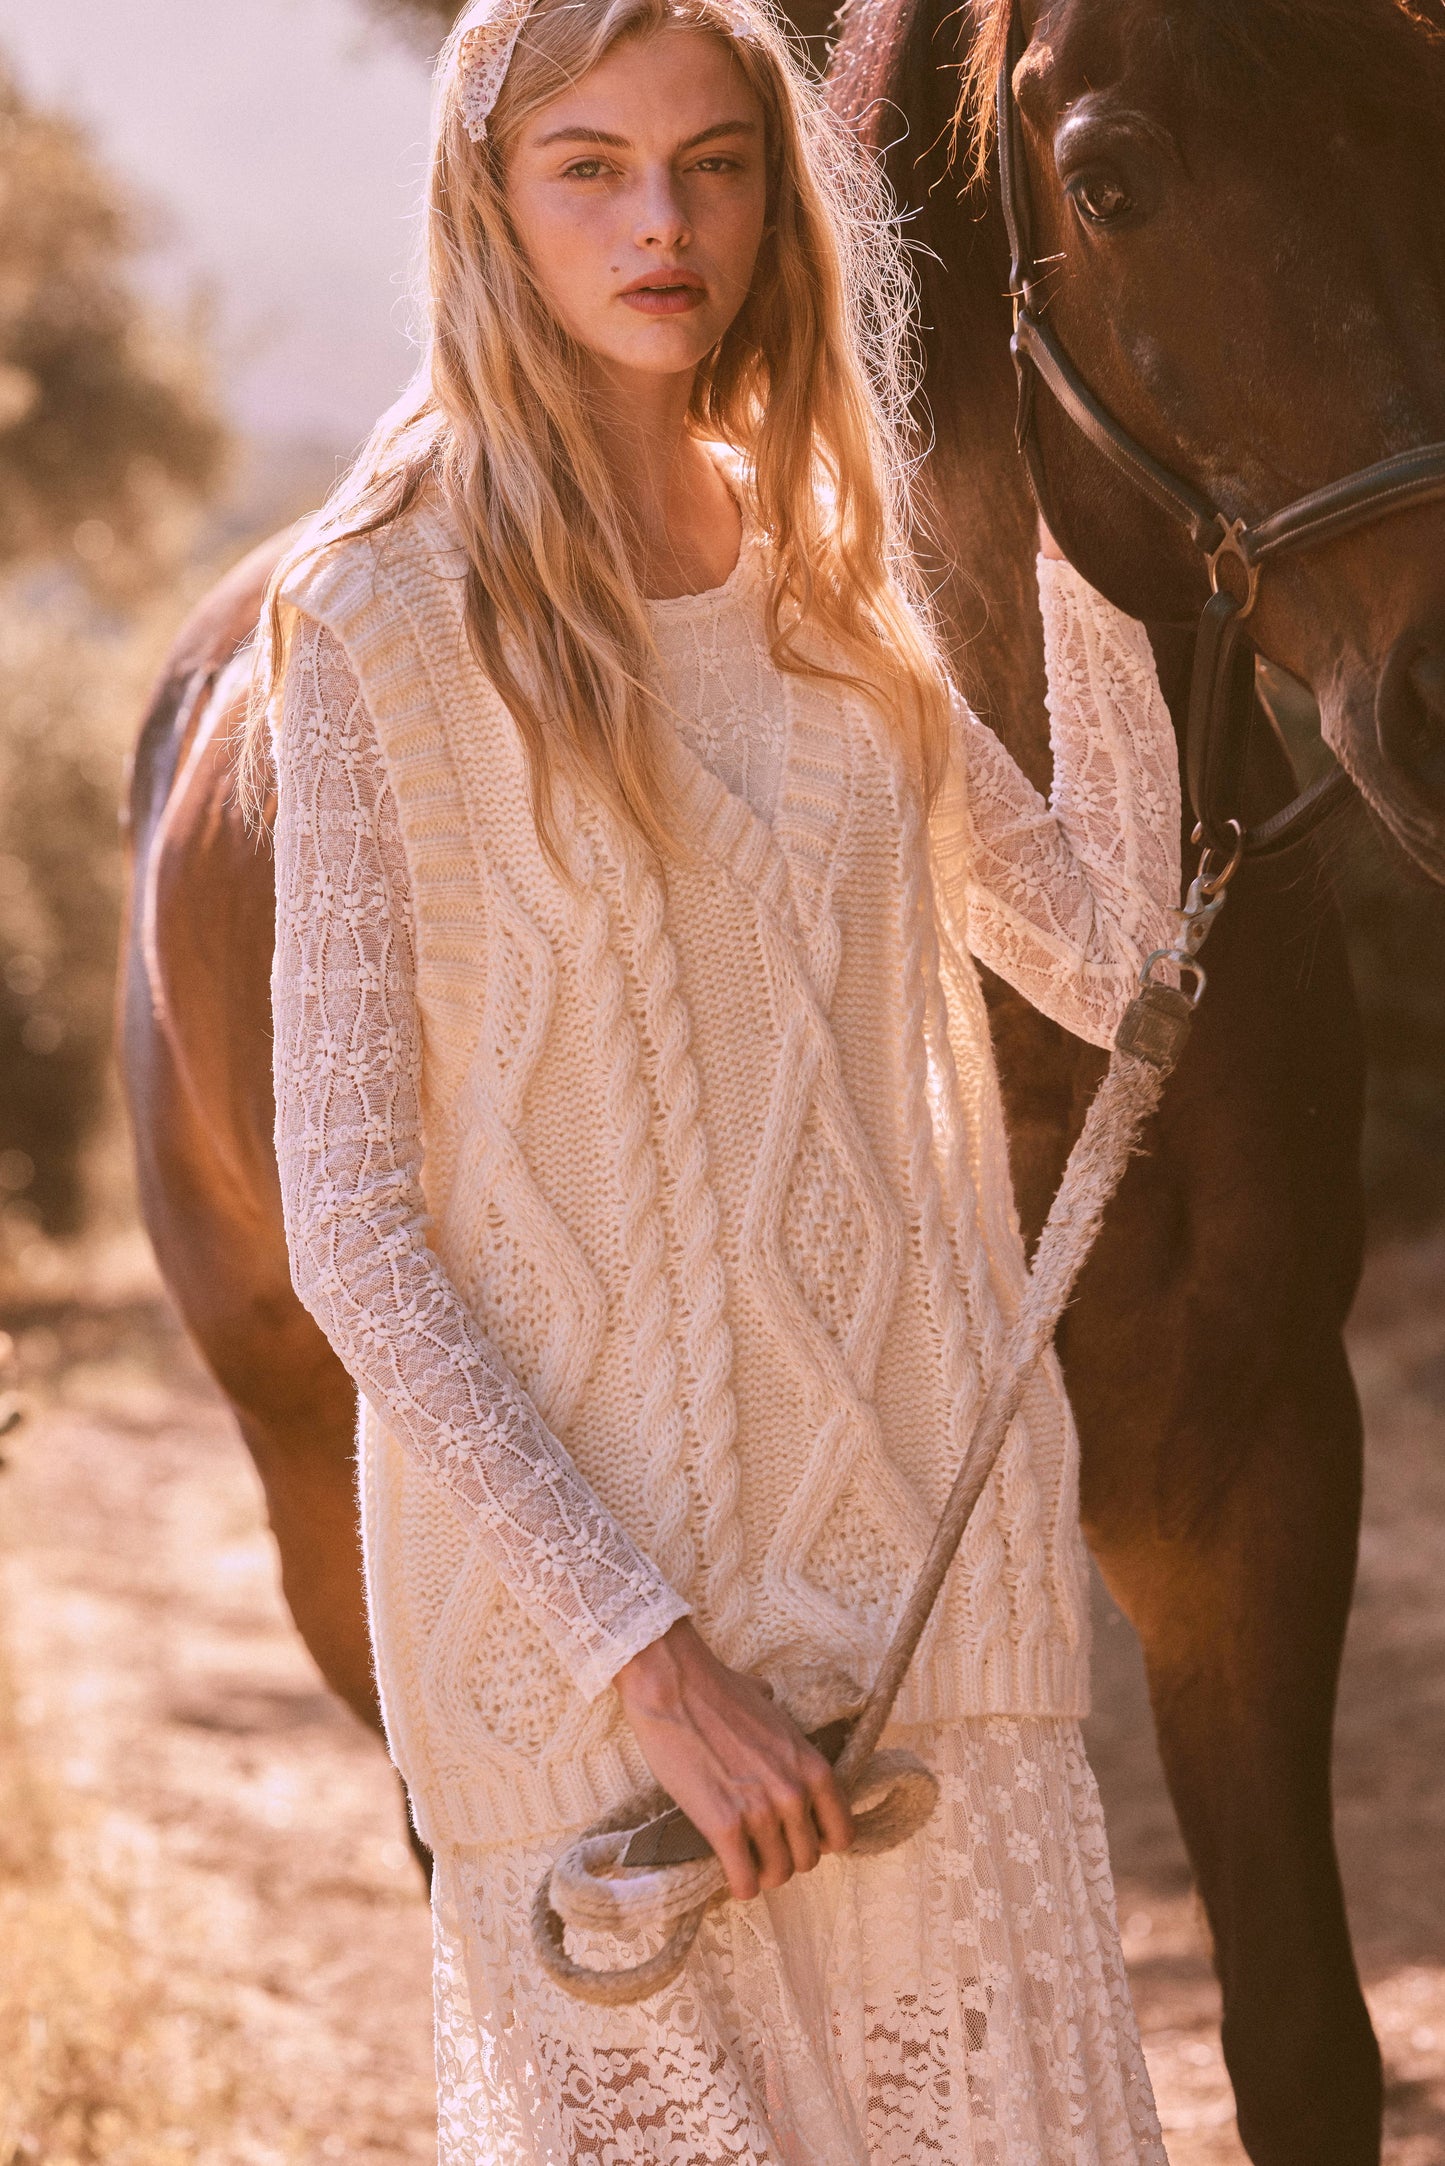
[
  {"x1": 159, "y1": 1227, "x2": 433, "y2": 1871},
  {"x1": 204, "y1": 1322, "x2": 432, "y2": 1879},
  {"x1": 194, "y1": 1301, "x2": 375, "y2": 1733},
  {"x1": 1061, "y1": 825, "x2": 1380, "y2": 2163},
  {"x1": 1090, "y1": 1332, "x2": 1380, "y2": 2165},
  {"x1": 242, "y1": 1410, "x2": 374, "y2": 1727},
  {"x1": 997, "y1": 998, "x2": 1380, "y2": 2162}
]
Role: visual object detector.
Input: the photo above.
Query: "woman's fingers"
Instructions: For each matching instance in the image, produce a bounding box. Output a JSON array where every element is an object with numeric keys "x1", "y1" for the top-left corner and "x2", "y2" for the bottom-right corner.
[
  {"x1": 740, "y1": 1763, "x2": 829, "y2": 1889},
  {"x1": 710, "y1": 1809, "x2": 762, "y2": 1902},
  {"x1": 775, "y1": 1777, "x2": 821, "y2": 1876},
  {"x1": 742, "y1": 1785, "x2": 795, "y2": 1892},
  {"x1": 809, "y1": 1764, "x2": 855, "y2": 1856},
  {"x1": 615, "y1": 1621, "x2": 861, "y2": 1894}
]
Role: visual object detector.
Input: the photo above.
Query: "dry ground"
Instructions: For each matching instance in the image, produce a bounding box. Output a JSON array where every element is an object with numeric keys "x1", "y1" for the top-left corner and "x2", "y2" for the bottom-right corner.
[{"x1": 1, "y1": 1231, "x2": 1442, "y2": 2164}]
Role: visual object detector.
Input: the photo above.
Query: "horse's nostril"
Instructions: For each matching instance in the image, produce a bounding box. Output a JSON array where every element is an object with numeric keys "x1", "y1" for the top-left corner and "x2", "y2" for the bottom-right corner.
[{"x1": 1377, "y1": 642, "x2": 1445, "y2": 803}]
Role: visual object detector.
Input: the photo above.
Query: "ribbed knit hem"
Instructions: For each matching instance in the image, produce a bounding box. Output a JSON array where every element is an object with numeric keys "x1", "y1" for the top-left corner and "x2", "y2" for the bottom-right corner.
[{"x1": 395, "y1": 1638, "x2": 1092, "y2": 1853}]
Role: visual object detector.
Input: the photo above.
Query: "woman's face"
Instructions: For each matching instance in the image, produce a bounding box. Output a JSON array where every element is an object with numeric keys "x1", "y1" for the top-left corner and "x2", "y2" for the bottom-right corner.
[{"x1": 504, "y1": 27, "x2": 769, "y2": 391}]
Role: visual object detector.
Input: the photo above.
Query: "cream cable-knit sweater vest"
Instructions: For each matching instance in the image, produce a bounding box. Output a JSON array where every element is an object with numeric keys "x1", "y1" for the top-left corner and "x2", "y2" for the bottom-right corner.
[{"x1": 276, "y1": 500, "x2": 1178, "y2": 1852}]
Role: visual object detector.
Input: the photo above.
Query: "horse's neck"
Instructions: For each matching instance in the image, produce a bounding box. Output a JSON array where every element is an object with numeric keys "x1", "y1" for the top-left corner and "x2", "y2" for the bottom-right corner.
[
  {"x1": 924, "y1": 439, "x2": 1053, "y2": 789},
  {"x1": 831, "y1": 0, "x2": 1053, "y2": 786},
  {"x1": 914, "y1": 148, "x2": 1057, "y2": 785}
]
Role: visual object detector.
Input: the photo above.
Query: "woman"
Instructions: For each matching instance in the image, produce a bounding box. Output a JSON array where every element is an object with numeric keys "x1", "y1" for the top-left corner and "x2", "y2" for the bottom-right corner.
[{"x1": 254, "y1": 0, "x2": 1178, "y2": 2156}]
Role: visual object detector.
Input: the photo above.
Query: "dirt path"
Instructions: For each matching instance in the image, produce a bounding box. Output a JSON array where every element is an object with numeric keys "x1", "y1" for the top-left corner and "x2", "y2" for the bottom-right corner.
[
  {"x1": 1, "y1": 1235, "x2": 1442, "y2": 2163},
  {"x1": 0, "y1": 1292, "x2": 434, "y2": 2165}
]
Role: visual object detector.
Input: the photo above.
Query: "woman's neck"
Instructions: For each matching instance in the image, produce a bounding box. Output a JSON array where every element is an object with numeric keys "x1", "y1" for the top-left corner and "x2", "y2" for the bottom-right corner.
[{"x1": 587, "y1": 361, "x2": 742, "y2": 601}]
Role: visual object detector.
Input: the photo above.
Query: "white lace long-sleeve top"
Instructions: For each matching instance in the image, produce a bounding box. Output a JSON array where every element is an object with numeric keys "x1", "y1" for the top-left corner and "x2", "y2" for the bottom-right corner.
[
  {"x1": 271, "y1": 546, "x2": 1180, "y2": 1707},
  {"x1": 937, "y1": 564, "x2": 1180, "y2": 1041}
]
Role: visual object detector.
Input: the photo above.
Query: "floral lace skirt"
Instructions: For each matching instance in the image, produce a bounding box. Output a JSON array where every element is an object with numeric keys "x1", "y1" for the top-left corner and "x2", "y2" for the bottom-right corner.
[{"x1": 430, "y1": 1717, "x2": 1166, "y2": 2166}]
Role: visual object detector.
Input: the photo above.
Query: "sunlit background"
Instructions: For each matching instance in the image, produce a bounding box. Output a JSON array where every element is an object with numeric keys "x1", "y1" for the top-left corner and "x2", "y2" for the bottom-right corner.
[
  {"x1": 4, "y1": 0, "x2": 431, "y2": 445},
  {"x1": 0, "y1": 5, "x2": 1440, "y2": 2161}
]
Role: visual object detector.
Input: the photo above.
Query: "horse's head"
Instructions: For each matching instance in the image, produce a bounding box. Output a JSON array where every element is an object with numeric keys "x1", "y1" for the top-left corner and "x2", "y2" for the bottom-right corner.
[{"x1": 979, "y1": 0, "x2": 1445, "y2": 878}]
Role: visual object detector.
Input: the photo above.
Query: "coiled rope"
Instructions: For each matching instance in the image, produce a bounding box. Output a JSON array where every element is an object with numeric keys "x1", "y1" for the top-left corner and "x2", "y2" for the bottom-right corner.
[{"x1": 531, "y1": 946, "x2": 1211, "y2": 2007}]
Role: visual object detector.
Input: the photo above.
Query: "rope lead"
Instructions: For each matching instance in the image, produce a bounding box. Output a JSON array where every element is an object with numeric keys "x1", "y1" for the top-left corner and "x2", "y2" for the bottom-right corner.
[{"x1": 532, "y1": 859, "x2": 1233, "y2": 2007}]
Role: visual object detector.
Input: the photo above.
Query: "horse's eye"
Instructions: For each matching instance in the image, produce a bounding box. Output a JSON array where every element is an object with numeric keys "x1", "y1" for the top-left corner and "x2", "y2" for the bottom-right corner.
[{"x1": 1070, "y1": 172, "x2": 1134, "y2": 225}]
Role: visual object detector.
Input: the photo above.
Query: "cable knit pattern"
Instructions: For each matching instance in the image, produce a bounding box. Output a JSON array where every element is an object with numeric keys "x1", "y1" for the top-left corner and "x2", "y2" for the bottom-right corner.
[
  {"x1": 270, "y1": 508, "x2": 1182, "y2": 1854},
  {"x1": 603, "y1": 824, "x2": 748, "y2": 1639},
  {"x1": 270, "y1": 507, "x2": 1179, "y2": 2162}
]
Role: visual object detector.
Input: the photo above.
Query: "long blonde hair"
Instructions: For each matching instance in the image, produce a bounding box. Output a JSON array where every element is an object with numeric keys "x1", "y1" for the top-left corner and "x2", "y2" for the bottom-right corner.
[{"x1": 245, "y1": 0, "x2": 952, "y2": 862}]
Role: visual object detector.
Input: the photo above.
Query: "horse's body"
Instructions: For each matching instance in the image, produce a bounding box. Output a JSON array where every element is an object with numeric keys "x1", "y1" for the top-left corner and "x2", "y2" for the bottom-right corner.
[
  {"x1": 121, "y1": 5, "x2": 1445, "y2": 2161},
  {"x1": 122, "y1": 540, "x2": 371, "y2": 1731},
  {"x1": 822, "y1": 5, "x2": 1445, "y2": 2159}
]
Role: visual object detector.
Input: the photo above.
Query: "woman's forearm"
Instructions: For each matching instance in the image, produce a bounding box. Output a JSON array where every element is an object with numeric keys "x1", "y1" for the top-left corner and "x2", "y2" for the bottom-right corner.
[{"x1": 270, "y1": 618, "x2": 690, "y2": 1700}]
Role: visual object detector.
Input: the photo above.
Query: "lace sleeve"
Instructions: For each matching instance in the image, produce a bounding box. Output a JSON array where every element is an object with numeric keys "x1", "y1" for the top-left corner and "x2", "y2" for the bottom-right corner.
[
  {"x1": 931, "y1": 557, "x2": 1182, "y2": 1050},
  {"x1": 271, "y1": 620, "x2": 691, "y2": 1701}
]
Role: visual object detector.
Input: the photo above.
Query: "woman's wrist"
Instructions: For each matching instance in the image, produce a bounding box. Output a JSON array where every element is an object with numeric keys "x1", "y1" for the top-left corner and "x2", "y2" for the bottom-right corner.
[
  {"x1": 610, "y1": 1616, "x2": 850, "y2": 1899},
  {"x1": 613, "y1": 1615, "x2": 697, "y2": 1715}
]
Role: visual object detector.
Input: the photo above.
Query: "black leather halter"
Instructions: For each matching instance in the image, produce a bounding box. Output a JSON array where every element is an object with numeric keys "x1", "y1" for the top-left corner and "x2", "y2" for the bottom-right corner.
[{"x1": 995, "y1": 1, "x2": 1445, "y2": 859}]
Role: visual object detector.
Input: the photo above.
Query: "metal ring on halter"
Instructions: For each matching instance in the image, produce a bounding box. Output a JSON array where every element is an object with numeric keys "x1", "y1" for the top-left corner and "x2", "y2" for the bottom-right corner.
[
  {"x1": 1205, "y1": 518, "x2": 1262, "y2": 618},
  {"x1": 1191, "y1": 818, "x2": 1247, "y2": 897}
]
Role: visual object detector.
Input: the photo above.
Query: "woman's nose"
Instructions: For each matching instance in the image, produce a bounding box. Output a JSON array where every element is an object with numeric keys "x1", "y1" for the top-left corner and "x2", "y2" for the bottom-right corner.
[{"x1": 635, "y1": 170, "x2": 691, "y2": 250}]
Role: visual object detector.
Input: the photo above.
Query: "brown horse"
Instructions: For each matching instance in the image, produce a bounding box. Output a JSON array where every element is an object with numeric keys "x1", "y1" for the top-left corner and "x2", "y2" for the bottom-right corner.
[
  {"x1": 121, "y1": 539, "x2": 369, "y2": 1729},
  {"x1": 120, "y1": 4, "x2": 1443, "y2": 2159},
  {"x1": 823, "y1": 3, "x2": 1445, "y2": 2161}
]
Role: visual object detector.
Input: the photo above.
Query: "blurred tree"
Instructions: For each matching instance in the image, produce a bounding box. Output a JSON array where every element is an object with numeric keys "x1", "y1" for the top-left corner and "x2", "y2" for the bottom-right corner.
[
  {"x1": 0, "y1": 68, "x2": 226, "y2": 596},
  {"x1": 0, "y1": 63, "x2": 227, "y2": 1250},
  {"x1": 0, "y1": 616, "x2": 134, "y2": 1246},
  {"x1": 359, "y1": 0, "x2": 456, "y2": 48}
]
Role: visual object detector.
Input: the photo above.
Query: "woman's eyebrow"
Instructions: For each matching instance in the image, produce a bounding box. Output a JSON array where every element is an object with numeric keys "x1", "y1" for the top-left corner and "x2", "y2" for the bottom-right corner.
[
  {"x1": 536, "y1": 126, "x2": 630, "y2": 147},
  {"x1": 535, "y1": 119, "x2": 761, "y2": 150},
  {"x1": 677, "y1": 120, "x2": 761, "y2": 150}
]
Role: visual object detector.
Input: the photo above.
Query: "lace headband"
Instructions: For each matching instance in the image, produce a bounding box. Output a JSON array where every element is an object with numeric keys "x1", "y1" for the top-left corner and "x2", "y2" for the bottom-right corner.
[
  {"x1": 453, "y1": 0, "x2": 761, "y2": 145},
  {"x1": 453, "y1": 0, "x2": 536, "y2": 143}
]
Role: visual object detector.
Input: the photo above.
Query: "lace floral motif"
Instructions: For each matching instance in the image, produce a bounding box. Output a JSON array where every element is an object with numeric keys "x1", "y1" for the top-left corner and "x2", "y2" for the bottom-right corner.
[
  {"x1": 272, "y1": 623, "x2": 692, "y2": 1702},
  {"x1": 433, "y1": 1719, "x2": 1165, "y2": 2165},
  {"x1": 649, "y1": 537, "x2": 788, "y2": 823},
  {"x1": 454, "y1": 0, "x2": 534, "y2": 142}
]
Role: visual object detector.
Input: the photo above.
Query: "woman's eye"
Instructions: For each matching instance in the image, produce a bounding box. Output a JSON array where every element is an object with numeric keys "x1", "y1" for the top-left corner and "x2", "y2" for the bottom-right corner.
[
  {"x1": 563, "y1": 159, "x2": 610, "y2": 180},
  {"x1": 1070, "y1": 172, "x2": 1134, "y2": 225},
  {"x1": 692, "y1": 156, "x2": 741, "y2": 173}
]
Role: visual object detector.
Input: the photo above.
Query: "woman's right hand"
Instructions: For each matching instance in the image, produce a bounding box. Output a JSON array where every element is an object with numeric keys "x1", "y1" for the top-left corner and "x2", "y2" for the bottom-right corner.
[{"x1": 613, "y1": 1618, "x2": 854, "y2": 1901}]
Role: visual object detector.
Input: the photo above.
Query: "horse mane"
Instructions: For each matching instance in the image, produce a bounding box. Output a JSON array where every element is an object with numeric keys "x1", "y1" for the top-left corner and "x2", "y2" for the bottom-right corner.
[{"x1": 957, "y1": 0, "x2": 1445, "y2": 185}]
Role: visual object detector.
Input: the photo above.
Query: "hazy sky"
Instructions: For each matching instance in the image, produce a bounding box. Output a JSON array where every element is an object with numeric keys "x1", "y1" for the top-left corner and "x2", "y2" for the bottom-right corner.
[{"x1": 0, "y1": 0, "x2": 436, "y2": 451}]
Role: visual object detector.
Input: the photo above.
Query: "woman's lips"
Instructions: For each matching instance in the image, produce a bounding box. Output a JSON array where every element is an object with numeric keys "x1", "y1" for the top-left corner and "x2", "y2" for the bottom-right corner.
[{"x1": 619, "y1": 278, "x2": 706, "y2": 317}]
